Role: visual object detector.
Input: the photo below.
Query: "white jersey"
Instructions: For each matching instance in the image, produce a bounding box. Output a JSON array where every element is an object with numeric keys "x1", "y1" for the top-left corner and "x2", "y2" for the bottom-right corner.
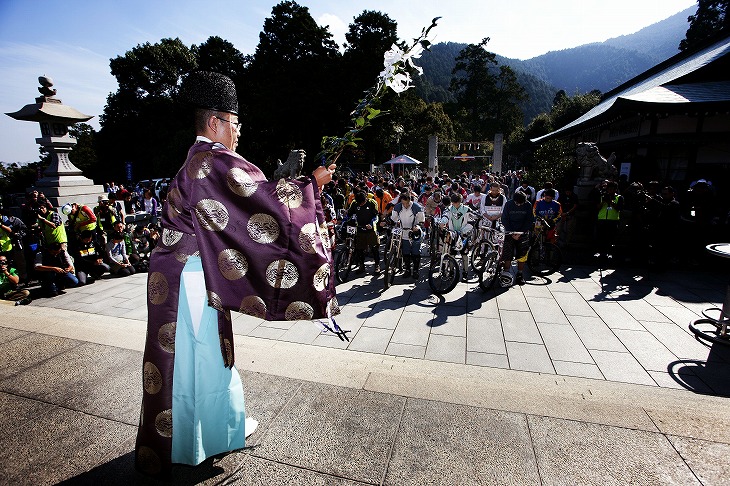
[{"x1": 481, "y1": 193, "x2": 506, "y2": 220}]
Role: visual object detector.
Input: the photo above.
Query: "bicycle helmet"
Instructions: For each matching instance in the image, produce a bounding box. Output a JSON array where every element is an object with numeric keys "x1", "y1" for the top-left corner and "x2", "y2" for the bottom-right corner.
[{"x1": 499, "y1": 270, "x2": 514, "y2": 287}]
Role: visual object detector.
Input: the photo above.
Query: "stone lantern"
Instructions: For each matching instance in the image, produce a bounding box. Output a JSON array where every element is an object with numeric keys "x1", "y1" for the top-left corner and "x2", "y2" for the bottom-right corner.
[{"x1": 6, "y1": 75, "x2": 104, "y2": 210}]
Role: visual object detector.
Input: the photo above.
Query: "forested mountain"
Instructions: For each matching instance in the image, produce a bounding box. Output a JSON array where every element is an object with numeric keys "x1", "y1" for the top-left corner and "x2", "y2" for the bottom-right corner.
[{"x1": 416, "y1": 5, "x2": 696, "y2": 122}]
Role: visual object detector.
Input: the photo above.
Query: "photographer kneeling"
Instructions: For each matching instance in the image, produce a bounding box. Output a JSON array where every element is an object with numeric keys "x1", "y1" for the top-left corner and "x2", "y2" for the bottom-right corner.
[{"x1": 0, "y1": 256, "x2": 31, "y2": 305}]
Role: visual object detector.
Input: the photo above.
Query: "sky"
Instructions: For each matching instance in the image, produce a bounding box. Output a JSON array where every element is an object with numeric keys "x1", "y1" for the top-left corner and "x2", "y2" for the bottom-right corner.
[{"x1": 0, "y1": 0, "x2": 697, "y2": 165}]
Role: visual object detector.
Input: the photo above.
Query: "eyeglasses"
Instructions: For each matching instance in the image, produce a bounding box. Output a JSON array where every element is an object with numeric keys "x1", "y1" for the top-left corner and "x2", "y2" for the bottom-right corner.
[{"x1": 215, "y1": 116, "x2": 241, "y2": 130}]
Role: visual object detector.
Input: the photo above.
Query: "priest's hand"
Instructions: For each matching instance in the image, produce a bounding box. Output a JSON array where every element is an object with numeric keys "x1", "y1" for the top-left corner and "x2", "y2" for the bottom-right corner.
[{"x1": 313, "y1": 164, "x2": 336, "y2": 189}]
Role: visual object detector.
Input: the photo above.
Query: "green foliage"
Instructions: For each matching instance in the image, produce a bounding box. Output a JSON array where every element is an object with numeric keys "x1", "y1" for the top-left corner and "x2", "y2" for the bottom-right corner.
[
  {"x1": 513, "y1": 91, "x2": 601, "y2": 188},
  {"x1": 449, "y1": 39, "x2": 526, "y2": 141},
  {"x1": 0, "y1": 163, "x2": 39, "y2": 195},
  {"x1": 67, "y1": 123, "x2": 98, "y2": 177},
  {"x1": 680, "y1": 0, "x2": 729, "y2": 50},
  {"x1": 244, "y1": 1, "x2": 342, "y2": 172}
]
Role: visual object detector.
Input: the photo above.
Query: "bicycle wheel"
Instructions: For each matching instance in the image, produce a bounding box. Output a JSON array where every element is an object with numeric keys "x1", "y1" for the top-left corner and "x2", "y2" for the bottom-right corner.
[
  {"x1": 471, "y1": 240, "x2": 493, "y2": 273},
  {"x1": 689, "y1": 318, "x2": 730, "y2": 346},
  {"x1": 428, "y1": 254, "x2": 460, "y2": 295},
  {"x1": 335, "y1": 248, "x2": 354, "y2": 283},
  {"x1": 527, "y1": 242, "x2": 562, "y2": 275},
  {"x1": 478, "y1": 250, "x2": 500, "y2": 290},
  {"x1": 384, "y1": 249, "x2": 398, "y2": 290}
]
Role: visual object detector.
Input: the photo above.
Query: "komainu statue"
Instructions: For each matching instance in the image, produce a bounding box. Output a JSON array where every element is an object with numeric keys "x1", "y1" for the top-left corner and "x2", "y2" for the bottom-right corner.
[
  {"x1": 273, "y1": 149, "x2": 305, "y2": 180},
  {"x1": 575, "y1": 142, "x2": 617, "y2": 182}
]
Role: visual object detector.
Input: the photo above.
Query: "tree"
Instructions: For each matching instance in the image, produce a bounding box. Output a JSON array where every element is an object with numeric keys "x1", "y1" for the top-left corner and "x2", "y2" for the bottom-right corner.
[
  {"x1": 98, "y1": 38, "x2": 198, "y2": 181},
  {"x1": 193, "y1": 36, "x2": 248, "y2": 81},
  {"x1": 67, "y1": 123, "x2": 99, "y2": 179},
  {"x1": 342, "y1": 11, "x2": 399, "y2": 103},
  {"x1": 680, "y1": 0, "x2": 730, "y2": 50},
  {"x1": 243, "y1": 1, "x2": 342, "y2": 173},
  {"x1": 449, "y1": 38, "x2": 498, "y2": 140},
  {"x1": 449, "y1": 38, "x2": 526, "y2": 142}
]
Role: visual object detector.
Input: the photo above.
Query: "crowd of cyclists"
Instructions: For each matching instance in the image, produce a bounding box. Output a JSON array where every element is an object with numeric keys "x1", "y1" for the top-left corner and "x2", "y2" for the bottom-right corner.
[{"x1": 319, "y1": 168, "x2": 729, "y2": 292}]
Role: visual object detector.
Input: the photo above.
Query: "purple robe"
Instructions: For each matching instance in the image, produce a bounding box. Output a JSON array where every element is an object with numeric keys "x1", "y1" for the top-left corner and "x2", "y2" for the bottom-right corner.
[{"x1": 135, "y1": 141, "x2": 338, "y2": 475}]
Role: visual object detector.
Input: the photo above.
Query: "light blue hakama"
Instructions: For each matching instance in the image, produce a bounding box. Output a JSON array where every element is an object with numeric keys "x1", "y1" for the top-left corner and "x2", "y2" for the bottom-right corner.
[{"x1": 171, "y1": 256, "x2": 246, "y2": 465}]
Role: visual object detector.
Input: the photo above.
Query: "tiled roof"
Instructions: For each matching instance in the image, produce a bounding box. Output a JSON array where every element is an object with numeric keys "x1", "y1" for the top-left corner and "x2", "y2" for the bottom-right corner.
[{"x1": 532, "y1": 35, "x2": 730, "y2": 142}]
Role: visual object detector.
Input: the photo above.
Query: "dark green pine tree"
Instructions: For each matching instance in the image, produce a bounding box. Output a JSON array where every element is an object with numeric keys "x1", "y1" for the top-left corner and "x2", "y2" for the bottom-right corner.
[{"x1": 679, "y1": 0, "x2": 730, "y2": 50}]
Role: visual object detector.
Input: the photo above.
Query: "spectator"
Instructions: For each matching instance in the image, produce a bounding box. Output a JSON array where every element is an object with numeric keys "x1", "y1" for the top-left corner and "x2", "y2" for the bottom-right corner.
[
  {"x1": 106, "y1": 231, "x2": 136, "y2": 277},
  {"x1": 595, "y1": 180, "x2": 624, "y2": 260},
  {"x1": 142, "y1": 189, "x2": 159, "y2": 226},
  {"x1": 94, "y1": 193, "x2": 118, "y2": 245},
  {"x1": 109, "y1": 191, "x2": 126, "y2": 225},
  {"x1": 37, "y1": 204, "x2": 68, "y2": 250},
  {"x1": 68, "y1": 202, "x2": 98, "y2": 239},
  {"x1": 34, "y1": 242, "x2": 78, "y2": 297},
  {"x1": 0, "y1": 255, "x2": 31, "y2": 305},
  {"x1": 69, "y1": 230, "x2": 110, "y2": 285},
  {"x1": 0, "y1": 207, "x2": 28, "y2": 282}
]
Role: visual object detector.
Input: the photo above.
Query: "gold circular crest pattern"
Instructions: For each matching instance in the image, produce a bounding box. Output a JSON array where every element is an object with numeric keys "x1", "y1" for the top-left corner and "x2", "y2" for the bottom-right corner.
[
  {"x1": 275, "y1": 180, "x2": 303, "y2": 209},
  {"x1": 155, "y1": 409, "x2": 173, "y2": 438},
  {"x1": 136, "y1": 446, "x2": 162, "y2": 475},
  {"x1": 227, "y1": 167, "x2": 258, "y2": 197},
  {"x1": 148, "y1": 272, "x2": 169, "y2": 305},
  {"x1": 265, "y1": 260, "x2": 299, "y2": 289},
  {"x1": 166, "y1": 187, "x2": 182, "y2": 219},
  {"x1": 194, "y1": 199, "x2": 229, "y2": 231},
  {"x1": 143, "y1": 361, "x2": 163, "y2": 395},
  {"x1": 247, "y1": 213, "x2": 280, "y2": 244},
  {"x1": 186, "y1": 151, "x2": 214, "y2": 179},
  {"x1": 207, "y1": 290, "x2": 224, "y2": 312},
  {"x1": 298, "y1": 223, "x2": 317, "y2": 254},
  {"x1": 161, "y1": 228, "x2": 183, "y2": 247},
  {"x1": 218, "y1": 248, "x2": 248, "y2": 280},
  {"x1": 329, "y1": 296, "x2": 341, "y2": 315},
  {"x1": 158, "y1": 322, "x2": 176, "y2": 353},
  {"x1": 313, "y1": 263, "x2": 330, "y2": 291},
  {"x1": 239, "y1": 295, "x2": 267, "y2": 318},
  {"x1": 285, "y1": 301, "x2": 314, "y2": 320},
  {"x1": 318, "y1": 223, "x2": 331, "y2": 250}
]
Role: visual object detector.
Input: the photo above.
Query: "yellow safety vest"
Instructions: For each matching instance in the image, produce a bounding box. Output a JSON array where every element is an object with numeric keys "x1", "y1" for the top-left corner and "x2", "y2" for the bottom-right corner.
[
  {"x1": 41, "y1": 213, "x2": 68, "y2": 244},
  {"x1": 73, "y1": 207, "x2": 97, "y2": 233},
  {"x1": 597, "y1": 195, "x2": 621, "y2": 221}
]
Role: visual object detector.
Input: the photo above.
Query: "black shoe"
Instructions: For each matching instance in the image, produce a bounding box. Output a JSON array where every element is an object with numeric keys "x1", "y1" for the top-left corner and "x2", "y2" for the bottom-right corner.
[
  {"x1": 15, "y1": 297, "x2": 32, "y2": 306},
  {"x1": 515, "y1": 273, "x2": 525, "y2": 285}
]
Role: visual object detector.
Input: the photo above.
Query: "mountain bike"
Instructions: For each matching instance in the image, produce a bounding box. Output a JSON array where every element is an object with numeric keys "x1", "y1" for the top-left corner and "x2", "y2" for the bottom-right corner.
[
  {"x1": 427, "y1": 227, "x2": 461, "y2": 295},
  {"x1": 334, "y1": 219, "x2": 358, "y2": 283},
  {"x1": 477, "y1": 225, "x2": 504, "y2": 290},
  {"x1": 527, "y1": 217, "x2": 562, "y2": 276},
  {"x1": 383, "y1": 221, "x2": 404, "y2": 290}
]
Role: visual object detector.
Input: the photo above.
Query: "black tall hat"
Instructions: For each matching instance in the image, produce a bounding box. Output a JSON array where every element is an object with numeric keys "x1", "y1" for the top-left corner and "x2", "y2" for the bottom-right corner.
[{"x1": 179, "y1": 71, "x2": 238, "y2": 115}]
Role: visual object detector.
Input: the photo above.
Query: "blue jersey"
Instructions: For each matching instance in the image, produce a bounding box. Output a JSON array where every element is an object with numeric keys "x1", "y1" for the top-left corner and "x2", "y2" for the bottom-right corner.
[{"x1": 533, "y1": 199, "x2": 562, "y2": 224}]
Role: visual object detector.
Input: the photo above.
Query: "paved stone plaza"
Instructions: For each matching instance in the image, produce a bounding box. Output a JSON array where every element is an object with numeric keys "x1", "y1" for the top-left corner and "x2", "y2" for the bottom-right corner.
[{"x1": 1, "y1": 260, "x2": 730, "y2": 484}]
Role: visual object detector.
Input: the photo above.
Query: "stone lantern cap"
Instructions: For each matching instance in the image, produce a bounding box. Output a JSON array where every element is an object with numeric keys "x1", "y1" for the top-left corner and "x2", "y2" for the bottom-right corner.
[{"x1": 5, "y1": 76, "x2": 92, "y2": 124}]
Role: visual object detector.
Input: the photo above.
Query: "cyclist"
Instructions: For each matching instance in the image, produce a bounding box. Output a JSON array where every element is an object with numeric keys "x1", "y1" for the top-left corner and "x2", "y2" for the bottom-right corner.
[
  {"x1": 480, "y1": 182, "x2": 506, "y2": 228},
  {"x1": 533, "y1": 188, "x2": 562, "y2": 243},
  {"x1": 347, "y1": 190, "x2": 381, "y2": 276},
  {"x1": 465, "y1": 184, "x2": 486, "y2": 212},
  {"x1": 439, "y1": 193, "x2": 474, "y2": 282},
  {"x1": 390, "y1": 192, "x2": 425, "y2": 279},
  {"x1": 500, "y1": 191, "x2": 534, "y2": 286}
]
